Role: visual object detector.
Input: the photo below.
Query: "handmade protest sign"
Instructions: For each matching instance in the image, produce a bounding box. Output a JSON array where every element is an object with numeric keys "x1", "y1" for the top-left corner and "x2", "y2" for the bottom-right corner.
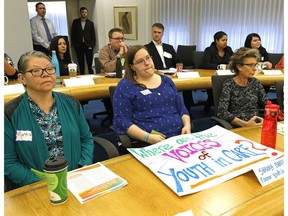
[{"x1": 128, "y1": 125, "x2": 283, "y2": 196}]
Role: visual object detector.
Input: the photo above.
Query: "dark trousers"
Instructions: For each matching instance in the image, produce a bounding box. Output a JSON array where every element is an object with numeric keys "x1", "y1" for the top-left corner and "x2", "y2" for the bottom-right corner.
[
  {"x1": 182, "y1": 90, "x2": 194, "y2": 116},
  {"x1": 74, "y1": 43, "x2": 94, "y2": 74},
  {"x1": 33, "y1": 44, "x2": 50, "y2": 56}
]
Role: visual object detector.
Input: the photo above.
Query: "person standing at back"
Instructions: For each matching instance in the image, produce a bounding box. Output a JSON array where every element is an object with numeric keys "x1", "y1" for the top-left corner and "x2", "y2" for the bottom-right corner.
[
  {"x1": 30, "y1": 2, "x2": 57, "y2": 56},
  {"x1": 145, "y1": 23, "x2": 176, "y2": 70},
  {"x1": 71, "y1": 7, "x2": 96, "y2": 75}
]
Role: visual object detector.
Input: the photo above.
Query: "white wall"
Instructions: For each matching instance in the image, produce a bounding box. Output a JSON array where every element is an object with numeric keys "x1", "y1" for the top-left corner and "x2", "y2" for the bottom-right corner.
[
  {"x1": 94, "y1": 0, "x2": 151, "y2": 52},
  {"x1": 4, "y1": 0, "x2": 33, "y2": 64}
]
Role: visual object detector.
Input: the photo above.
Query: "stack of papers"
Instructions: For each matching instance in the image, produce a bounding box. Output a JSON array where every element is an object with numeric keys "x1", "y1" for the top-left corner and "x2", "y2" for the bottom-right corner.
[{"x1": 68, "y1": 162, "x2": 127, "y2": 204}]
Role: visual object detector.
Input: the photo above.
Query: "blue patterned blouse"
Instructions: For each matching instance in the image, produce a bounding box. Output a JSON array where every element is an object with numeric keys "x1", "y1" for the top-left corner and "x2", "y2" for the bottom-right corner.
[
  {"x1": 28, "y1": 97, "x2": 63, "y2": 157},
  {"x1": 113, "y1": 75, "x2": 189, "y2": 138}
]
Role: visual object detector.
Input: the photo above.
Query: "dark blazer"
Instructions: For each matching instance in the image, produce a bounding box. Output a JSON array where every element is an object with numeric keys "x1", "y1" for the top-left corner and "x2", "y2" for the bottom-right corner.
[
  {"x1": 71, "y1": 18, "x2": 96, "y2": 47},
  {"x1": 145, "y1": 41, "x2": 176, "y2": 70},
  {"x1": 200, "y1": 43, "x2": 234, "y2": 69},
  {"x1": 258, "y1": 46, "x2": 270, "y2": 62}
]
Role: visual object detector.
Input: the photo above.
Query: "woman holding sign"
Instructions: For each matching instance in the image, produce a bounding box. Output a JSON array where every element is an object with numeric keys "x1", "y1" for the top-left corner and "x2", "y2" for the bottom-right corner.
[
  {"x1": 113, "y1": 45, "x2": 191, "y2": 146},
  {"x1": 217, "y1": 47, "x2": 268, "y2": 127}
]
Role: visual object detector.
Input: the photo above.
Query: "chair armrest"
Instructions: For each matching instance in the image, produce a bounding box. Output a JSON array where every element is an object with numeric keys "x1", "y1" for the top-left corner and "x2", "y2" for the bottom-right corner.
[
  {"x1": 109, "y1": 126, "x2": 132, "y2": 148},
  {"x1": 211, "y1": 116, "x2": 233, "y2": 130},
  {"x1": 93, "y1": 136, "x2": 119, "y2": 159}
]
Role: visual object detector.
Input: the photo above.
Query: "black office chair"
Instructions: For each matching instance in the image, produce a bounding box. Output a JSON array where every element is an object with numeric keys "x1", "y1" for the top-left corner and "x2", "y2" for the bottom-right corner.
[
  {"x1": 94, "y1": 54, "x2": 102, "y2": 74},
  {"x1": 176, "y1": 45, "x2": 197, "y2": 113},
  {"x1": 268, "y1": 53, "x2": 283, "y2": 68},
  {"x1": 92, "y1": 55, "x2": 109, "y2": 120},
  {"x1": 176, "y1": 45, "x2": 196, "y2": 69},
  {"x1": 275, "y1": 81, "x2": 284, "y2": 111},
  {"x1": 193, "y1": 51, "x2": 204, "y2": 69},
  {"x1": 108, "y1": 86, "x2": 133, "y2": 148},
  {"x1": 210, "y1": 75, "x2": 235, "y2": 129}
]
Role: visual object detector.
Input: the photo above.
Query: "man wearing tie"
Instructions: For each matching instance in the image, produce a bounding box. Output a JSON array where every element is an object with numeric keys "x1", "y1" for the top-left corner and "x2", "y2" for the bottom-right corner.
[
  {"x1": 30, "y1": 2, "x2": 57, "y2": 56},
  {"x1": 71, "y1": 7, "x2": 96, "y2": 75}
]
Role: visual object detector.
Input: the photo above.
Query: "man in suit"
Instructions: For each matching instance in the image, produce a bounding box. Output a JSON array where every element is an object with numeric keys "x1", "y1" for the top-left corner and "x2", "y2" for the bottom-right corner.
[
  {"x1": 71, "y1": 7, "x2": 96, "y2": 74},
  {"x1": 145, "y1": 23, "x2": 193, "y2": 117},
  {"x1": 30, "y1": 2, "x2": 57, "y2": 56},
  {"x1": 145, "y1": 23, "x2": 176, "y2": 70}
]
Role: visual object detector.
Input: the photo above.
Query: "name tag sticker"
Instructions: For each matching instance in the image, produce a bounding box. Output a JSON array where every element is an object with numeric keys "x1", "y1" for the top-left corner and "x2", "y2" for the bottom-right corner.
[
  {"x1": 140, "y1": 89, "x2": 152, "y2": 95},
  {"x1": 163, "y1": 51, "x2": 172, "y2": 59},
  {"x1": 253, "y1": 157, "x2": 284, "y2": 187},
  {"x1": 16, "y1": 130, "x2": 32, "y2": 141}
]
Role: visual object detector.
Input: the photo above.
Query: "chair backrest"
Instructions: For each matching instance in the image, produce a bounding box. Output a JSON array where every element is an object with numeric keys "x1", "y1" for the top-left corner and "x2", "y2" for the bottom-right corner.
[
  {"x1": 193, "y1": 51, "x2": 204, "y2": 69},
  {"x1": 108, "y1": 85, "x2": 132, "y2": 148},
  {"x1": 93, "y1": 136, "x2": 119, "y2": 162},
  {"x1": 211, "y1": 75, "x2": 235, "y2": 115},
  {"x1": 269, "y1": 53, "x2": 283, "y2": 68},
  {"x1": 109, "y1": 86, "x2": 116, "y2": 104},
  {"x1": 94, "y1": 54, "x2": 102, "y2": 74},
  {"x1": 176, "y1": 45, "x2": 196, "y2": 69},
  {"x1": 275, "y1": 81, "x2": 284, "y2": 111}
]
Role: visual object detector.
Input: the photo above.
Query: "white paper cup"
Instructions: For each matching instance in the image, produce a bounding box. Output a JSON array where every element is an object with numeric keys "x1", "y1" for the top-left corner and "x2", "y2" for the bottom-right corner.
[
  {"x1": 217, "y1": 64, "x2": 226, "y2": 70},
  {"x1": 4, "y1": 75, "x2": 9, "y2": 85},
  {"x1": 68, "y1": 63, "x2": 77, "y2": 77}
]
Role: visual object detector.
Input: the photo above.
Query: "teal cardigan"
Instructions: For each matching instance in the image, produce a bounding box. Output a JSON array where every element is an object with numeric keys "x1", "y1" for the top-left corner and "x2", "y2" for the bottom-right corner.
[{"x1": 4, "y1": 91, "x2": 94, "y2": 187}]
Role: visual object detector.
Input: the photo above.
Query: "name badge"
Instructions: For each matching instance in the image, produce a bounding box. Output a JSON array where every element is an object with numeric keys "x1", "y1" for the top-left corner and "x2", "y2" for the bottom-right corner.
[
  {"x1": 16, "y1": 130, "x2": 32, "y2": 141},
  {"x1": 140, "y1": 89, "x2": 152, "y2": 95},
  {"x1": 163, "y1": 51, "x2": 172, "y2": 59}
]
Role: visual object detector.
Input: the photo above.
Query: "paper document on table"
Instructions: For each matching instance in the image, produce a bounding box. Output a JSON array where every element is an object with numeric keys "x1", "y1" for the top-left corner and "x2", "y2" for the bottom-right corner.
[
  {"x1": 177, "y1": 72, "x2": 200, "y2": 79},
  {"x1": 67, "y1": 162, "x2": 127, "y2": 204},
  {"x1": 262, "y1": 70, "x2": 283, "y2": 75},
  {"x1": 4, "y1": 84, "x2": 25, "y2": 95},
  {"x1": 159, "y1": 68, "x2": 189, "y2": 74},
  {"x1": 63, "y1": 76, "x2": 95, "y2": 87},
  {"x1": 216, "y1": 70, "x2": 235, "y2": 75},
  {"x1": 277, "y1": 123, "x2": 284, "y2": 135}
]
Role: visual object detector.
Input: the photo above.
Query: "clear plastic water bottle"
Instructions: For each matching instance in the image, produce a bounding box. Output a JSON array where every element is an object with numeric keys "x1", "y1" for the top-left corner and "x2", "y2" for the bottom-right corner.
[
  {"x1": 260, "y1": 101, "x2": 279, "y2": 149},
  {"x1": 51, "y1": 50, "x2": 60, "y2": 78},
  {"x1": 116, "y1": 54, "x2": 122, "y2": 78}
]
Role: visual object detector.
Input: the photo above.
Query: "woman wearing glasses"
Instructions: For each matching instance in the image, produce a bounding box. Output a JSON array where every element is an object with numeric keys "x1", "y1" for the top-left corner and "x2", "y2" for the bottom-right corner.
[
  {"x1": 113, "y1": 45, "x2": 191, "y2": 146},
  {"x1": 217, "y1": 47, "x2": 268, "y2": 127},
  {"x1": 4, "y1": 51, "x2": 94, "y2": 189},
  {"x1": 99, "y1": 28, "x2": 129, "y2": 72}
]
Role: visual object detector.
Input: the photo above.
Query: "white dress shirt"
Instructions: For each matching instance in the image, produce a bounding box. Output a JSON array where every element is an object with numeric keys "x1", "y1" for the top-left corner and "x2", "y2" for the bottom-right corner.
[
  {"x1": 30, "y1": 15, "x2": 57, "y2": 48},
  {"x1": 152, "y1": 40, "x2": 166, "y2": 68}
]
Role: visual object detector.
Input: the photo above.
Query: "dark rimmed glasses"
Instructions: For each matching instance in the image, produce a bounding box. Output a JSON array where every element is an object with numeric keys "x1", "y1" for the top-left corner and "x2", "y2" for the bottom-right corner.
[{"x1": 24, "y1": 66, "x2": 56, "y2": 77}]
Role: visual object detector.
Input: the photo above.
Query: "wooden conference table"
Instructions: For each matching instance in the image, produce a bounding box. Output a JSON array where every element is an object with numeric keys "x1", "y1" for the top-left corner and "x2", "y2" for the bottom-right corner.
[
  {"x1": 4, "y1": 69, "x2": 284, "y2": 104},
  {"x1": 4, "y1": 125, "x2": 284, "y2": 216}
]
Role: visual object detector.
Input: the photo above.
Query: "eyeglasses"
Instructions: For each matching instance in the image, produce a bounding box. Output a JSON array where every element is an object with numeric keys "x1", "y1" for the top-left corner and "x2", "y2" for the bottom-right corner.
[
  {"x1": 242, "y1": 63, "x2": 259, "y2": 68},
  {"x1": 110, "y1": 37, "x2": 125, "y2": 41},
  {"x1": 25, "y1": 66, "x2": 56, "y2": 77},
  {"x1": 133, "y1": 55, "x2": 153, "y2": 65}
]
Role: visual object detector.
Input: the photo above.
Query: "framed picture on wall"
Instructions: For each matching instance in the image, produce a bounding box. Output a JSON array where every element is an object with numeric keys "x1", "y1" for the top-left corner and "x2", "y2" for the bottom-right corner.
[{"x1": 113, "y1": 6, "x2": 137, "y2": 40}]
